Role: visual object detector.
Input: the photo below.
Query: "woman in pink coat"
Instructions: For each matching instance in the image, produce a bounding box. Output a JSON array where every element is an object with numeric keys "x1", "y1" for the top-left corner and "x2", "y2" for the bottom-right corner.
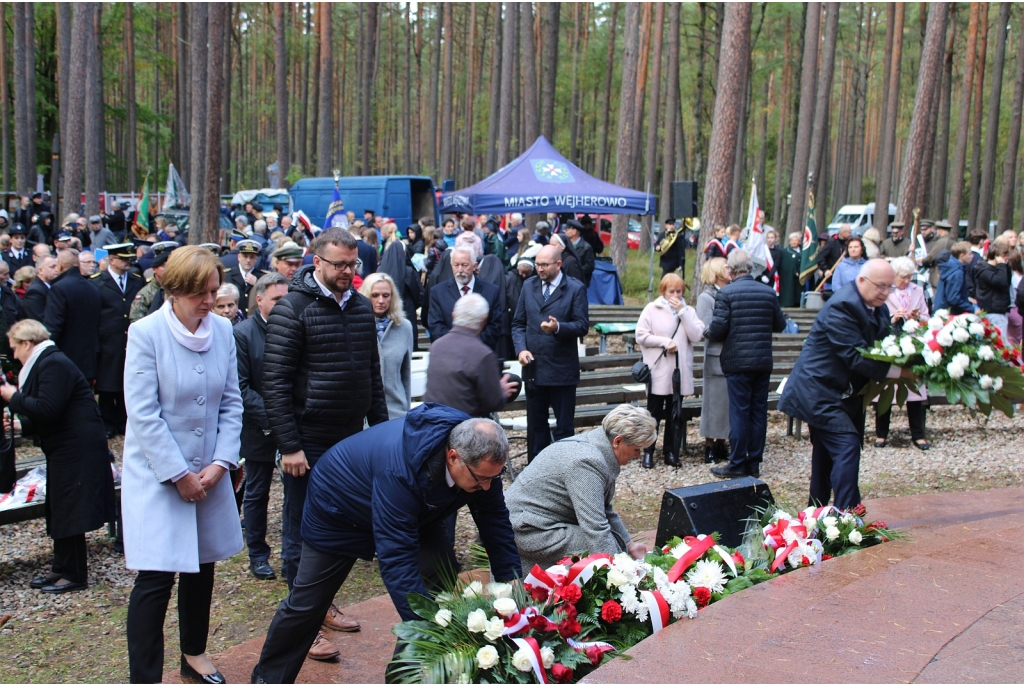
[
  {"x1": 635, "y1": 273, "x2": 706, "y2": 468},
  {"x1": 875, "y1": 257, "x2": 930, "y2": 450}
]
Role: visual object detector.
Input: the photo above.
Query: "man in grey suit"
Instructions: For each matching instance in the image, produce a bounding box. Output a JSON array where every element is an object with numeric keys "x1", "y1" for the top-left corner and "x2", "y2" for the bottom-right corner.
[{"x1": 512, "y1": 245, "x2": 590, "y2": 459}]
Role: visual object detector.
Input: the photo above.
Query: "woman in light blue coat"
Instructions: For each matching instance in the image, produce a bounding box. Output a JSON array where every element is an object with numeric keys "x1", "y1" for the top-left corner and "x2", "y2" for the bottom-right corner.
[
  {"x1": 830, "y1": 237, "x2": 867, "y2": 293},
  {"x1": 122, "y1": 246, "x2": 243, "y2": 685},
  {"x1": 360, "y1": 272, "x2": 413, "y2": 418}
]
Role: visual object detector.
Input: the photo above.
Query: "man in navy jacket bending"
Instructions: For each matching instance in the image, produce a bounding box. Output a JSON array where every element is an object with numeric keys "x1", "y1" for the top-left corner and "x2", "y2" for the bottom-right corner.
[{"x1": 252, "y1": 403, "x2": 521, "y2": 684}]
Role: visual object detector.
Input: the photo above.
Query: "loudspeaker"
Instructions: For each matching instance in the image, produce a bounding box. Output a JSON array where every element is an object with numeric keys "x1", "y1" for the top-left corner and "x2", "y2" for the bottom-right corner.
[
  {"x1": 670, "y1": 181, "x2": 698, "y2": 219},
  {"x1": 655, "y1": 477, "x2": 773, "y2": 549}
]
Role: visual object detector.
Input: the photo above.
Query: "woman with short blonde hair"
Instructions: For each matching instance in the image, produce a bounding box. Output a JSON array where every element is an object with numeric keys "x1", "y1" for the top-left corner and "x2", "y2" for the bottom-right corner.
[
  {"x1": 359, "y1": 272, "x2": 413, "y2": 418},
  {"x1": 696, "y1": 256, "x2": 732, "y2": 462}
]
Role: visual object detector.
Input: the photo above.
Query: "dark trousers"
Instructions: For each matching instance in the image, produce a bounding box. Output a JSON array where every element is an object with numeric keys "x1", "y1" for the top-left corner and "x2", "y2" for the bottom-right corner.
[
  {"x1": 281, "y1": 443, "x2": 330, "y2": 590},
  {"x1": 244, "y1": 460, "x2": 277, "y2": 563},
  {"x1": 875, "y1": 401, "x2": 927, "y2": 441},
  {"x1": 808, "y1": 427, "x2": 863, "y2": 510},
  {"x1": 526, "y1": 384, "x2": 576, "y2": 460},
  {"x1": 646, "y1": 393, "x2": 677, "y2": 455},
  {"x1": 255, "y1": 529, "x2": 458, "y2": 684},
  {"x1": 98, "y1": 391, "x2": 128, "y2": 435},
  {"x1": 52, "y1": 533, "x2": 88, "y2": 583},
  {"x1": 724, "y1": 372, "x2": 771, "y2": 470},
  {"x1": 126, "y1": 562, "x2": 215, "y2": 684}
]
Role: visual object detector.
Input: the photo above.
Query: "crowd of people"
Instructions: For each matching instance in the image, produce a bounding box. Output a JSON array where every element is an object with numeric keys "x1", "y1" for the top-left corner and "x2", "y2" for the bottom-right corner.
[{"x1": 3, "y1": 187, "x2": 1022, "y2": 682}]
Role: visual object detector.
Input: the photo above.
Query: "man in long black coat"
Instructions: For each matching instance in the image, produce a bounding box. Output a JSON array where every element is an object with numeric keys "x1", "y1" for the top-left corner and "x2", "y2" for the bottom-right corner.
[
  {"x1": 780, "y1": 259, "x2": 914, "y2": 509},
  {"x1": 512, "y1": 245, "x2": 590, "y2": 459},
  {"x1": 21, "y1": 255, "x2": 58, "y2": 321},
  {"x1": 427, "y1": 246, "x2": 502, "y2": 352},
  {"x1": 225, "y1": 239, "x2": 268, "y2": 312},
  {"x1": 3, "y1": 224, "x2": 34, "y2": 274},
  {"x1": 90, "y1": 243, "x2": 144, "y2": 437},
  {"x1": 43, "y1": 250, "x2": 101, "y2": 382},
  {"x1": 563, "y1": 220, "x2": 596, "y2": 287}
]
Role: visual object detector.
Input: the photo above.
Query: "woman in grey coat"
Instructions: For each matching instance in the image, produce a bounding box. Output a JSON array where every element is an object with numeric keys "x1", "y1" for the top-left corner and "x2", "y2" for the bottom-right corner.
[
  {"x1": 360, "y1": 272, "x2": 413, "y2": 418},
  {"x1": 122, "y1": 246, "x2": 243, "y2": 684},
  {"x1": 505, "y1": 405, "x2": 657, "y2": 570},
  {"x1": 697, "y1": 257, "x2": 732, "y2": 463}
]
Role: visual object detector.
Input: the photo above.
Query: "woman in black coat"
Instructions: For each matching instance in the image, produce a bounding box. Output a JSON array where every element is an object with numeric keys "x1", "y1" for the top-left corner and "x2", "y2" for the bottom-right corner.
[{"x1": 0, "y1": 320, "x2": 116, "y2": 594}]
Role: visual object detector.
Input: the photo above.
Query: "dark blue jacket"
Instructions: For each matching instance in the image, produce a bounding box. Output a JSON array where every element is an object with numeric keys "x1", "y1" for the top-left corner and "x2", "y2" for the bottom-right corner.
[
  {"x1": 706, "y1": 274, "x2": 786, "y2": 374},
  {"x1": 357, "y1": 239, "x2": 378, "y2": 278},
  {"x1": 301, "y1": 404, "x2": 522, "y2": 621},
  {"x1": 934, "y1": 254, "x2": 975, "y2": 314},
  {"x1": 427, "y1": 277, "x2": 503, "y2": 352},
  {"x1": 512, "y1": 274, "x2": 590, "y2": 386},
  {"x1": 43, "y1": 267, "x2": 101, "y2": 380},
  {"x1": 779, "y1": 283, "x2": 892, "y2": 434}
]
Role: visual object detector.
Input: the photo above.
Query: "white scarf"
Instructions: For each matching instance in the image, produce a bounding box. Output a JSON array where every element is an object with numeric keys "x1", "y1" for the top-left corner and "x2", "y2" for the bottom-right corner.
[
  {"x1": 161, "y1": 300, "x2": 213, "y2": 353},
  {"x1": 19, "y1": 340, "x2": 56, "y2": 387}
]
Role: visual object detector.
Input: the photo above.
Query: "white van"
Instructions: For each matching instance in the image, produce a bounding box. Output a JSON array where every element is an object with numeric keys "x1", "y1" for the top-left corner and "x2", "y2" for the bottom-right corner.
[{"x1": 827, "y1": 203, "x2": 896, "y2": 236}]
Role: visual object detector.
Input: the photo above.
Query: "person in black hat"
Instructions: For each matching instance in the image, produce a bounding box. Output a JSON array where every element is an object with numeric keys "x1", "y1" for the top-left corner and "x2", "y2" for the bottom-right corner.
[
  {"x1": 563, "y1": 220, "x2": 595, "y2": 287},
  {"x1": 225, "y1": 239, "x2": 267, "y2": 309},
  {"x1": 221, "y1": 228, "x2": 249, "y2": 272},
  {"x1": 129, "y1": 242, "x2": 178, "y2": 323},
  {"x1": 131, "y1": 237, "x2": 156, "y2": 279},
  {"x1": 655, "y1": 218, "x2": 686, "y2": 279},
  {"x1": 27, "y1": 212, "x2": 56, "y2": 248},
  {"x1": 90, "y1": 242, "x2": 144, "y2": 438},
  {"x1": 86, "y1": 215, "x2": 117, "y2": 251},
  {"x1": 3, "y1": 224, "x2": 34, "y2": 273}
]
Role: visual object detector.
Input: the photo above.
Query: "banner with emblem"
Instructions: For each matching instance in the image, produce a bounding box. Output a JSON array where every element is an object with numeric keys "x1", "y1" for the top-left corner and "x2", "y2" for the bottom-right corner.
[
  {"x1": 798, "y1": 189, "x2": 819, "y2": 285},
  {"x1": 131, "y1": 174, "x2": 151, "y2": 240}
]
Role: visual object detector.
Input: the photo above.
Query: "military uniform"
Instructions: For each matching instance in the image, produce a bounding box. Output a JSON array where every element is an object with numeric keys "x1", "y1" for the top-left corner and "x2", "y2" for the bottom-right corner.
[
  {"x1": 130, "y1": 278, "x2": 163, "y2": 323},
  {"x1": 91, "y1": 244, "x2": 144, "y2": 436},
  {"x1": 879, "y1": 223, "x2": 911, "y2": 259},
  {"x1": 224, "y1": 239, "x2": 267, "y2": 307},
  {"x1": 921, "y1": 221, "x2": 956, "y2": 289}
]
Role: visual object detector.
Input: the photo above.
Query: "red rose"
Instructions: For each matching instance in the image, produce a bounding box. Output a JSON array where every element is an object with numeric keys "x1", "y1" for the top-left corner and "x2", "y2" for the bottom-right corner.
[
  {"x1": 558, "y1": 618, "x2": 582, "y2": 639},
  {"x1": 557, "y1": 556, "x2": 573, "y2": 566},
  {"x1": 821, "y1": 554, "x2": 833, "y2": 561},
  {"x1": 852, "y1": 503, "x2": 867, "y2": 517},
  {"x1": 731, "y1": 551, "x2": 745, "y2": 567},
  {"x1": 600, "y1": 599, "x2": 623, "y2": 623},
  {"x1": 558, "y1": 584, "x2": 582, "y2": 604},
  {"x1": 528, "y1": 614, "x2": 557, "y2": 632},
  {"x1": 585, "y1": 645, "x2": 604, "y2": 667},
  {"x1": 551, "y1": 664, "x2": 575, "y2": 683},
  {"x1": 559, "y1": 602, "x2": 578, "y2": 621},
  {"x1": 693, "y1": 586, "x2": 711, "y2": 608},
  {"x1": 528, "y1": 585, "x2": 550, "y2": 603},
  {"x1": 801, "y1": 556, "x2": 811, "y2": 566}
]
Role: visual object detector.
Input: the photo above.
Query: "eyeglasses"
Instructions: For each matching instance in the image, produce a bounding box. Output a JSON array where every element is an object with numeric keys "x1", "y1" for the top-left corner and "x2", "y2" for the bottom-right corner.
[
  {"x1": 861, "y1": 276, "x2": 894, "y2": 292},
  {"x1": 317, "y1": 255, "x2": 359, "y2": 272},
  {"x1": 535, "y1": 261, "x2": 558, "y2": 268},
  {"x1": 461, "y1": 457, "x2": 507, "y2": 486}
]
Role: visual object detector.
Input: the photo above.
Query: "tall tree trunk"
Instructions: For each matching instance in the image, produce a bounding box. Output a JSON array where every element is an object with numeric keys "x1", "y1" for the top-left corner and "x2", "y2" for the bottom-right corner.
[
  {"x1": 693, "y1": 3, "x2": 709, "y2": 186},
  {"x1": 201, "y1": 2, "x2": 225, "y2": 242},
  {"x1": 930, "y1": 8, "x2": 955, "y2": 218},
  {"x1": 511, "y1": 5, "x2": 522, "y2": 156},
  {"x1": 317, "y1": 2, "x2": 333, "y2": 176},
  {"x1": 660, "y1": 3, "x2": 681, "y2": 225},
  {"x1": 1, "y1": 2, "x2": 11, "y2": 202},
  {"x1": 851, "y1": 4, "x2": 873, "y2": 203},
  {"x1": 125, "y1": 4, "x2": 138, "y2": 192},
  {"x1": 188, "y1": 2, "x2": 209, "y2": 232},
  {"x1": 274, "y1": 1, "x2": 289, "y2": 184},
  {"x1": 641, "y1": 2, "x2": 665, "y2": 252},
  {"x1": 298, "y1": 4, "x2": 310, "y2": 173},
  {"x1": 403, "y1": 4, "x2": 413, "y2": 173},
  {"x1": 610, "y1": 3, "x2": 642, "y2": 276},
  {"x1": 12, "y1": 3, "x2": 29, "y2": 193},
  {"x1": 221, "y1": 5, "x2": 232, "y2": 193},
  {"x1": 521, "y1": 2, "x2": 539, "y2": 146},
  {"x1": 64, "y1": 3, "x2": 92, "y2": 216},
  {"x1": 695, "y1": 3, "x2": 752, "y2": 297},
  {"x1": 309, "y1": 12, "x2": 320, "y2": 173},
  {"x1": 786, "y1": 2, "x2": 820, "y2": 238},
  {"x1": 896, "y1": 3, "x2": 949, "y2": 225},
  {"x1": 874, "y1": 3, "x2": 904, "y2": 232},
  {"x1": 90, "y1": 4, "x2": 105, "y2": 196},
  {"x1": 977, "y1": 3, "x2": 1009, "y2": 232},
  {"x1": 997, "y1": 10, "x2": 1024, "y2": 235},
  {"x1": 426, "y1": 4, "x2": 442, "y2": 177},
  {"x1": 177, "y1": 3, "x2": 189, "y2": 182},
  {"x1": 756, "y1": 72, "x2": 772, "y2": 205},
  {"x1": 948, "y1": 3, "x2": 980, "y2": 226},
  {"x1": 361, "y1": 3, "x2": 378, "y2": 175},
  {"x1": 774, "y1": 16, "x2": 792, "y2": 225},
  {"x1": 56, "y1": 2, "x2": 72, "y2": 208},
  {"x1": 630, "y1": 4, "x2": 652, "y2": 191},
  {"x1": 967, "y1": 4, "x2": 990, "y2": 229},
  {"x1": 486, "y1": 3, "x2": 502, "y2": 174},
  {"x1": 596, "y1": 3, "x2": 619, "y2": 179},
  {"x1": 568, "y1": 4, "x2": 583, "y2": 161},
  {"x1": 497, "y1": 3, "x2": 516, "y2": 168},
  {"x1": 24, "y1": 3, "x2": 35, "y2": 191},
  {"x1": 540, "y1": 3, "x2": 560, "y2": 142},
  {"x1": 439, "y1": 2, "x2": 454, "y2": 179}
]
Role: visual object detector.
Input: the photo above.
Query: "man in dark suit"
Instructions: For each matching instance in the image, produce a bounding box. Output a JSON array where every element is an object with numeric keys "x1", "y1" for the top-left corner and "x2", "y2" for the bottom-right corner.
[
  {"x1": 225, "y1": 239, "x2": 267, "y2": 311},
  {"x1": 43, "y1": 249, "x2": 101, "y2": 382},
  {"x1": 427, "y1": 246, "x2": 502, "y2": 352},
  {"x1": 21, "y1": 255, "x2": 58, "y2": 321},
  {"x1": 0, "y1": 260, "x2": 21, "y2": 356},
  {"x1": 220, "y1": 228, "x2": 248, "y2": 272},
  {"x1": 563, "y1": 220, "x2": 595, "y2": 286},
  {"x1": 349, "y1": 223, "x2": 378, "y2": 278},
  {"x1": 3, "y1": 224, "x2": 34, "y2": 274},
  {"x1": 780, "y1": 259, "x2": 915, "y2": 510},
  {"x1": 512, "y1": 244, "x2": 590, "y2": 459},
  {"x1": 91, "y1": 243, "x2": 144, "y2": 437}
]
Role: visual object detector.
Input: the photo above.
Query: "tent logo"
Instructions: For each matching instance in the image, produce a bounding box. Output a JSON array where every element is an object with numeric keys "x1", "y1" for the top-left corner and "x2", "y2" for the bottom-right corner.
[{"x1": 531, "y1": 159, "x2": 575, "y2": 184}]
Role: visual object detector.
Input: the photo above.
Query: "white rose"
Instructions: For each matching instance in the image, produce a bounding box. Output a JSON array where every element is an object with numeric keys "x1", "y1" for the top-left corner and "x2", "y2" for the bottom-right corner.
[
  {"x1": 484, "y1": 616, "x2": 506, "y2": 642},
  {"x1": 884, "y1": 345, "x2": 901, "y2": 357},
  {"x1": 953, "y1": 316, "x2": 969, "y2": 328},
  {"x1": 841, "y1": 514, "x2": 855, "y2": 526},
  {"x1": 953, "y1": 327, "x2": 970, "y2": 343},
  {"x1": 540, "y1": 647, "x2": 555, "y2": 669},
  {"x1": 947, "y1": 361, "x2": 965, "y2": 379},
  {"x1": 476, "y1": 645, "x2": 500, "y2": 670},
  {"x1": 457, "y1": 674, "x2": 470, "y2": 685},
  {"x1": 936, "y1": 330, "x2": 954, "y2": 347},
  {"x1": 434, "y1": 609, "x2": 453, "y2": 627},
  {"x1": 900, "y1": 337, "x2": 917, "y2": 355},
  {"x1": 848, "y1": 530, "x2": 863, "y2": 545},
  {"x1": 512, "y1": 646, "x2": 534, "y2": 672},
  {"x1": 978, "y1": 345, "x2": 995, "y2": 360},
  {"x1": 870, "y1": 347, "x2": 882, "y2": 355},
  {"x1": 953, "y1": 352, "x2": 970, "y2": 367},
  {"x1": 486, "y1": 582, "x2": 513, "y2": 598},
  {"x1": 463, "y1": 580, "x2": 483, "y2": 598},
  {"x1": 994, "y1": 377, "x2": 1004, "y2": 391},
  {"x1": 466, "y1": 608, "x2": 488, "y2": 633},
  {"x1": 606, "y1": 569, "x2": 631, "y2": 588},
  {"x1": 934, "y1": 308, "x2": 950, "y2": 319},
  {"x1": 881, "y1": 335, "x2": 897, "y2": 348},
  {"x1": 979, "y1": 375, "x2": 994, "y2": 390},
  {"x1": 825, "y1": 526, "x2": 841, "y2": 541},
  {"x1": 928, "y1": 316, "x2": 944, "y2": 331},
  {"x1": 803, "y1": 517, "x2": 817, "y2": 532},
  {"x1": 902, "y1": 320, "x2": 920, "y2": 333},
  {"x1": 492, "y1": 597, "x2": 518, "y2": 617},
  {"x1": 822, "y1": 516, "x2": 838, "y2": 527},
  {"x1": 969, "y1": 323, "x2": 985, "y2": 337}
]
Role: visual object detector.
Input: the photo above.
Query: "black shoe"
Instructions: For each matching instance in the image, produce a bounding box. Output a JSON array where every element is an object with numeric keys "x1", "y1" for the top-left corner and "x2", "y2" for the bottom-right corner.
[
  {"x1": 105, "y1": 430, "x2": 115, "y2": 440},
  {"x1": 664, "y1": 451, "x2": 681, "y2": 468},
  {"x1": 703, "y1": 446, "x2": 715, "y2": 463},
  {"x1": 251, "y1": 560, "x2": 276, "y2": 580},
  {"x1": 641, "y1": 447, "x2": 654, "y2": 469},
  {"x1": 181, "y1": 655, "x2": 226, "y2": 685},
  {"x1": 913, "y1": 440, "x2": 931, "y2": 451},
  {"x1": 748, "y1": 463, "x2": 760, "y2": 478},
  {"x1": 710, "y1": 464, "x2": 749, "y2": 479},
  {"x1": 712, "y1": 441, "x2": 729, "y2": 462},
  {"x1": 29, "y1": 573, "x2": 61, "y2": 590},
  {"x1": 251, "y1": 668, "x2": 267, "y2": 685},
  {"x1": 39, "y1": 580, "x2": 87, "y2": 594}
]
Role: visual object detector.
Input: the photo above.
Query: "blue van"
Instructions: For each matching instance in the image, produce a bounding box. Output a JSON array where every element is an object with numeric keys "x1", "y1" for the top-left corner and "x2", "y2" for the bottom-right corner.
[{"x1": 289, "y1": 176, "x2": 441, "y2": 229}]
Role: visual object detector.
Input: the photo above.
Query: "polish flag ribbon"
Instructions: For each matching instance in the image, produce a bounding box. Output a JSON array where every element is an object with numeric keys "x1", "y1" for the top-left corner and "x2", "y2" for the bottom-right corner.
[
  {"x1": 524, "y1": 564, "x2": 557, "y2": 592},
  {"x1": 503, "y1": 607, "x2": 541, "y2": 636},
  {"x1": 566, "y1": 553, "x2": 613, "y2": 587},
  {"x1": 639, "y1": 590, "x2": 671, "y2": 633},
  {"x1": 511, "y1": 637, "x2": 549, "y2": 684},
  {"x1": 667, "y1": 535, "x2": 716, "y2": 583}
]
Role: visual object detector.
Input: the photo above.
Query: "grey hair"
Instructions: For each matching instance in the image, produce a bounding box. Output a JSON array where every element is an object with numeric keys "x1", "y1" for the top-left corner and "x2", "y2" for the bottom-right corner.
[
  {"x1": 235, "y1": 216, "x2": 249, "y2": 227},
  {"x1": 787, "y1": 232, "x2": 801, "y2": 244},
  {"x1": 890, "y1": 256, "x2": 917, "y2": 279},
  {"x1": 449, "y1": 418, "x2": 509, "y2": 466},
  {"x1": 727, "y1": 249, "x2": 753, "y2": 276},
  {"x1": 511, "y1": 213, "x2": 523, "y2": 223},
  {"x1": 602, "y1": 404, "x2": 657, "y2": 448},
  {"x1": 535, "y1": 221, "x2": 551, "y2": 231},
  {"x1": 450, "y1": 246, "x2": 476, "y2": 263},
  {"x1": 253, "y1": 271, "x2": 288, "y2": 299},
  {"x1": 452, "y1": 292, "x2": 489, "y2": 329},
  {"x1": 254, "y1": 219, "x2": 268, "y2": 235},
  {"x1": 217, "y1": 282, "x2": 240, "y2": 303}
]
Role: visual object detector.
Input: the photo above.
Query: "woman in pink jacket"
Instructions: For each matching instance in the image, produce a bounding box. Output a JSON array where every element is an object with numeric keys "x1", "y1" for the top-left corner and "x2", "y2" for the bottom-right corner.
[{"x1": 635, "y1": 273, "x2": 706, "y2": 468}]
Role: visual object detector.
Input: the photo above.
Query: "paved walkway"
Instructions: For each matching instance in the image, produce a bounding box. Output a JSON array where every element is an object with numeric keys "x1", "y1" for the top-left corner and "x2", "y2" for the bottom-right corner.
[{"x1": 171, "y1": 488, "x2": 1024, "y2": 683}]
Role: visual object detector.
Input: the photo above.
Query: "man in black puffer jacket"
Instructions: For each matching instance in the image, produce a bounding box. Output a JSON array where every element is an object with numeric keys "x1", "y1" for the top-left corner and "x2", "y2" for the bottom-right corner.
[
  {"x1": 706, "y1": 249, "x2": 786, "y2": 479},
  {"x1": 263, "y1": 228, "x2": 388, "y2": 652}
]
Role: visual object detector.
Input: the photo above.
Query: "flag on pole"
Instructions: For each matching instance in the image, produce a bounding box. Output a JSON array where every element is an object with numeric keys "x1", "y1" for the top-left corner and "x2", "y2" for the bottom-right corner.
[
  {"x1": 131, "y1": 174, "x2": 151, "y2": 240},
  {"x1": 326, "y1": 184, "x2": 348, "y2": 228},
  {"x1": 798, "y1": 189, "x2": 819, "y2": 285},
  {"x1": 743, "y1": 181, "x2": 776, "y2": 291}
]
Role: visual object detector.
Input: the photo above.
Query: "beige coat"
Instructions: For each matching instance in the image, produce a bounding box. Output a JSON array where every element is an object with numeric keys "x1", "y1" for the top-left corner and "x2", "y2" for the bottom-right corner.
[{"x1": 635, "y1": 298, "x2": 706, "y2": 396}]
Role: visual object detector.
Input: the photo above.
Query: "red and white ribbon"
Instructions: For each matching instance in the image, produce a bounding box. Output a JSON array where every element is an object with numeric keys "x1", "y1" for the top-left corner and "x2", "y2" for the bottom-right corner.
[
  {"x1": 667, "y1": 535, "x2": 716, "y2": 583},
  {"x1": 524, "y1": 564, "x2": 557, "y2": 592},
  {"x1": 566, "y1": 553, "x2": 613, "y2": 587},
  {"x1": 567, "y1": 637, "x2": 617, "y2": 665},
  {"x1": 511, "y1": 637, "x2": 549, "y2": 684},
  {"x1": 503, "y1": 607, "x2": 540, "y2": 636},
  {"x1": 713, "y1": 545, "x2": 738, "y2": 577},
  {"x1": 639, "y1": 590, "x2": 670, "y2": 633}
]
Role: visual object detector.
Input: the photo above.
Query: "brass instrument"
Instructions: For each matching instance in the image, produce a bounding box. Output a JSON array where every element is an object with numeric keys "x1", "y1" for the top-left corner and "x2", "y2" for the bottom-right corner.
[{"x1": 656, "y1": 217, "x2": 699, "y2": 253}]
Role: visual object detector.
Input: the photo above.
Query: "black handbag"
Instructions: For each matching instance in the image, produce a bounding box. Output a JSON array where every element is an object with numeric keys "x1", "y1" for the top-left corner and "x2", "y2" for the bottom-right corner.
[{"x1": 631, "y1": 318, "x2": 681, "y2": 384}]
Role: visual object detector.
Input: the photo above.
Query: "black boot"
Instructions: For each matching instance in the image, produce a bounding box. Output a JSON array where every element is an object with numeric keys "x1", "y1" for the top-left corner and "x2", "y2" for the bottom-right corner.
[
  {"x1": 703, "y1": 444, "x2": 715, "y2": 463},
  {"x1": 712, "y1": 440, "x2": 729, "y2": 462},
  {"x1": 664, "y1": 451, "x2": 681, "y2": 468},
  {"x1": 642, "y1": 445, "x2": 655, "y2": 469}
]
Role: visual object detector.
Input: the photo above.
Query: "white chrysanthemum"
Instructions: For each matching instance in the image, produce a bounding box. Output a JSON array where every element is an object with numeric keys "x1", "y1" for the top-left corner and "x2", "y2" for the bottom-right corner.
[
  {"x1": 822, "y1": 516, "x2": 838, "y2": 527},
  {"x1": 486, "y1": 582, "x2": 513, "y2": 598},
  {"x1": 934, "y1": 309, "x2": 950, "y2": 319},
  {"x1": 928, "y1": 316, "x2": 944, "y2": 331},
  {"x1": 435, "y1": 609, "x2": 453, "y2": 627},
  {"x1": 884, "y1": 345, "x2": 901, "y2": 357},
  {"x1": 476, "y1": 646, "x2": 499, "y2": 670},
  {"x1": 978, "y1": 345, "x2": 995, "y2": 360},
  {"x1": 685, "y1": 559, "x2": 728, "y2": 593},
  {"x1": 902, "y1": 319, "x2": 920, "y2": 333},
  {"x1": 900, "y1": 337, "x2": 917, "y2": 355},
  {"x1": 947, "y1": 360, "x2": 965, "y2": 379},
  {"x1": 803, "y1": 517, "x2": 817, "y2": 533},
  {"x1": 923, "y1": 349, "x2": 943, "y2": 367},
  {"x1": 848, "y1": 530, "x2": 863, "y2": 545},
  {"x1": 969, "y1": 323, "x2": 986, "y2": 337},
  {"x1": 953, "y1": 352, "x2": 970, "y2": 367},
  {"x1": 512, "y1": 647, "x2": 534, "y2": 672},
  {"x1": 462, "y1": 580, "x2": 483, "y2": 598},
  {"x1": 952, "y1": 327, "x2": 970, "y2": 343},
  {"x1": 612, "y1": 552, "x2": 637, "y2": 575},
  {"x1": 619, "y1": 584, "x2": 647, "y2": 621},
  {"x1": 881, "y1": 335, "x2": 897, "y2": 348},
  {"x1": 492, "y1": 597, "x2": 517, "y2": 617},
  {"x1": 979, "y1": 374, "x2": 994, "y2": 389},
  {"x1": 540, "y1": 647, "x2": 555, "y2": 669},
  {"x1": 994, "y1": 377, "x2": 1004, "y2": 391},
  {"x1": 685, "y1": 597, "x2": 698, "y2": 619},
  {"x1": 466, "y1": 608, "x2": 488, "y2": 633},
  {"x1": 483, "y1": 616, "x2": 505, "y2": 642},
  {"x1": 669, "y1": 540, "x2": 692, "y2": 559},
  {"x1": 936, "y1": 330, "x2": 954, "y2": 347},
  {"x1": 825, "y1": 526, "x2": 841, "y2": 541},
  {"x1": 953, "y1": 316, "x2": 969, "y2": 329}
]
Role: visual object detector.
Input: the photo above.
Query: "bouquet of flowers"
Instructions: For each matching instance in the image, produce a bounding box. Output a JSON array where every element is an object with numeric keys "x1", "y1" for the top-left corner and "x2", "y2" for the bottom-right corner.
[{"x1": 859, "y1": 310, "x2": 1024, "y2": 417}]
